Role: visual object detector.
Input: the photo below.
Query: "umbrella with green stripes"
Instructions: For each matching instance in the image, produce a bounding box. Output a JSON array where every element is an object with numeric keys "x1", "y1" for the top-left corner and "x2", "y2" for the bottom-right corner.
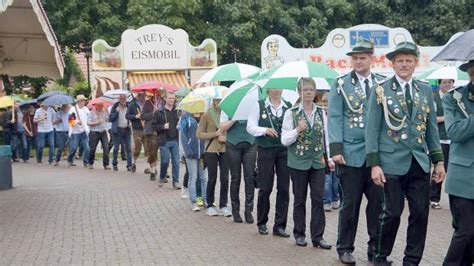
[
  {"x1": 417, "y1": 66, "x2": 469, "y2": 86},
  {"x1": 196, "y1": 63, "x2": 260, "y2": 83},
  {"x1": 251, "y1": 60, "x2": 339, "y2": 90}
]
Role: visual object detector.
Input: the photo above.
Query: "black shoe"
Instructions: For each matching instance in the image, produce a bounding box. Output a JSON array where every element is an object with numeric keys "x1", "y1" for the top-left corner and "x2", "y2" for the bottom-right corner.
[
  {"x1": 131, "y1": 164, "x2": 136, "y2": 173},
  {"x1": 166, "y1": 174, "x2": 170, "y2": 179},
  {"x1": 150, "y1": 172, "x2": 156, "y2": 181},
  {"x1": 296, "y1": 237, "x2": 308, "y2": 247},
  {"x1": 244, "y1": 212, "x2": 254, "y2": 224},
  {"x1": 373, "y1": 258, "x2": 393, "y2": 266},
  {"x1": 313, "y1": 239, "x2": 332, "y2": 250},
  {"x1": 233, "y1": 213, "x2": 243, "y2": 223},
  {"x1": 339, "y1": 252, "x2": 356, "y2": 264},
  {"x1": 273, "y1": 228, "x2": 290, "y2": 238},
  {"x1": 121, "y1": 157, "x2": 126, "y2": 161},
  {"x1": 113, "y1": 165, "x2": 118, "y2": 171},
  {"x1": 258, "y1": 225, "x2": 268, "y2": 235},
  {"x1": 144, "y1": 168, "x2": 151, "y2": 174},
  {"x1": 127, "y1": 166, "x2": 132, "y2": 172}
]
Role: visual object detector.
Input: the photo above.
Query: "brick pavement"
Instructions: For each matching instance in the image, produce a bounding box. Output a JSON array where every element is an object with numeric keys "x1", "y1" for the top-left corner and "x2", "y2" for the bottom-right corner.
[{"x1": 0, "y1": 161, "x2": 452, "y2": 265}]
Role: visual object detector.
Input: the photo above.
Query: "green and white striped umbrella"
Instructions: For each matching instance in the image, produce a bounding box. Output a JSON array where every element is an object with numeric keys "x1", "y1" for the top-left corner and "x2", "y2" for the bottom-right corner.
[
  {"x1": 417, "y1": 66, "x2": 469, "y2": 86},
  {"x1": 252, "y1": 60, "x2": 339, "y2": 90},
  {"x1": 220, "y1": 79, "x2": 299, "y2": 120},
  {"x1": 196, "y1": 63, "x2": 260, "y2": 83}
]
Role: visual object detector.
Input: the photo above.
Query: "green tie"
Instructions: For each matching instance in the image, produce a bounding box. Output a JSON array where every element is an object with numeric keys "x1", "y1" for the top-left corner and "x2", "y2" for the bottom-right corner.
[
  {"x1": 364, "y1": 79, "x2": 370, "y2": 98},
  {"x1": 405, "y1": 83, "x2": 413, "y2": 113}
]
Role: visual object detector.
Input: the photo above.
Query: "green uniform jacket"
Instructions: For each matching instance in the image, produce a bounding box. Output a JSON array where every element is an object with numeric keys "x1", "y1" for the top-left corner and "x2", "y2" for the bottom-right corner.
[
  {"x1": 443, "y1": 84, "x2": 474, "y2": 200},
  {"x1": 365, "y1": 76, "x2": 443, "y2": 176},
  {"x1": 433, "y1": 90, "x2": 448, "y2": 140},
  {"x1": 328, "y1": 71, "x2": 385, "y2": 167}
]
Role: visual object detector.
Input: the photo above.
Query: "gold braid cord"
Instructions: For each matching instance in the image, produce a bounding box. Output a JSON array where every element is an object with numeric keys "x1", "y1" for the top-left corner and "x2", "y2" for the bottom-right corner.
[
  {"x1": 337, "y1": 78, "x2": 364, "y2": 114},
  {"x1": 376, "y1": 85, "x2": 407, "y2": 131}
]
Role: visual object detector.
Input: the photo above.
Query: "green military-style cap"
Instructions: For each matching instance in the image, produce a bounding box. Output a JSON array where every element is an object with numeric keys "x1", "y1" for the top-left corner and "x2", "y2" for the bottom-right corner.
[
  {"x1": 386, "y1": 41, "x2": 420, "y2": 60},
  {"x1": 346, "y1": 38, "x2": 374, "y2": 56},
  {"x1": 459, "y1": 60, "x2": 474, "y2": 72}
]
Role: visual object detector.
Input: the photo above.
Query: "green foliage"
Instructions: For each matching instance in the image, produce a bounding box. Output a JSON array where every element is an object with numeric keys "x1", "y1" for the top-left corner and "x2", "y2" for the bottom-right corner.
[
  {"x1": 57, "y1": 48, "x2": 85, "y2": 87},
  {"x1": 42, "y1": 0, "x2": 474, "y2": 66},
  {"x1": 70, "y1": 81, "x2": 90, "y2": 98}
]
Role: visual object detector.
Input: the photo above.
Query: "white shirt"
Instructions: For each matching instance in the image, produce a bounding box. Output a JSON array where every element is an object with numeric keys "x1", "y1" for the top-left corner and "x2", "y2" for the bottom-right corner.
[
  {"x1": 356, "y1": 72, "x2": 373, "y2": 97},
  {"x1": 69, "y1": 105, "x2": 90, "y2": 135},
  {"x1": 247, "y1": 98, "x2": 289, "y2": 137},
  {"x1": 280, "y1": 103, "x2": 330, "y2": 156},
  {"x1": 34, "y1": 107, "x2": 55, "y2": 133},
  {"x1": 395, "y1": 75, "x2": 413, "y2": 97}
]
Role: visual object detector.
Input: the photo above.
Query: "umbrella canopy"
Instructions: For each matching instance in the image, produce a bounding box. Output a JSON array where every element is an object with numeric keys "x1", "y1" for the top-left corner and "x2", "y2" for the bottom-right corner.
[
  {"x1": 417, "y1": 66, "x2": 470, "y2": 87},
  {"x1": 432, "y1": 29, "x2": 474, "y2": 62},
  {"x1": 251, "y1": 61, "x2": 339, "y2": 90},
  {"x1": 87, "y1": 97, "x2": 112, "y2": 110},
  {"x1": 196, "y1": 63, "x2": 261, "y2": 83},
  {"x1": 177, "y1": 86, "x2": 228, "y2": 114},
  {"x1": 19, "y1": 98, "x2": 38, "y2": 109},
  {"x1": 220, "y1": 79, "x2": 299, "y2": 120},
  {"x1": 176, "y1": 87, "x2": 191, "y2": 98},
  {"x1": 131, "y1": 81, "x2": 178, "y2": 93},
  {"x1": 37, "y1": 91, "x2": 68, "y2": 102},
  {"x1": 0, "y1": 95, "x2": 14, "y2": 108},
  {"x1": 0, "y1": 0, "x2": 64, "y2": 78},
  {"x1": 41, "y1": 94, "x2": 74, "y2": 106},
  {"x1": 100, "y1": 89, "x2": 133, "y2": 103}
]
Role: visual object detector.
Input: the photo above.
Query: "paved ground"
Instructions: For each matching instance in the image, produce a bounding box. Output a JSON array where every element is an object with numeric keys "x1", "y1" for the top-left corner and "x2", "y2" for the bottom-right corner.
[{"x1": 1, "y1": 161, "x2": 453, "y2": 265}]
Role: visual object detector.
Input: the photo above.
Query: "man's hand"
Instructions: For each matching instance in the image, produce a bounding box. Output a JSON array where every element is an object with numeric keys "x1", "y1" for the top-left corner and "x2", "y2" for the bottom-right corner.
[
  {"x1": 432, "y1": 163, "x2": 446, "y2": 183},
  {"x1": 332, "y1": 155, "x2": 346, "y2": 165},
  {"x1": 265, "y1": 128, "x2": 278, "y2": 138},
  {"x1": 163, "y1": 122, "x2": 169, "y2": 129},
  {"x1": 135, "y1": 113, "x2": 141, "y2": 119},
  {"x1": 328, "y1": 160, "x2": 336, "y2": 172},
  {"x1": 296, "y1": 118, "x2": 307, "y2": 133},
  {"x1": 115, "y1": 106, "x2": 120, "y2": 112},
  {"x1": 371, "y1": 166, "x2": 386, "y2": 187}
]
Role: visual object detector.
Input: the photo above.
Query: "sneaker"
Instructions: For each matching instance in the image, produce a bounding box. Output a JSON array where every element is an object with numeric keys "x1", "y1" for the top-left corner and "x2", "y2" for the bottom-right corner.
[
  {"x1": 173, "y1": 182, "x2": 181, "y2": 190},
  {"x1": 324, "y1": 203, "x2": 332, "y2": 212},
  {"x1": 150, "y1": 172, "x2": 156, "y2": 181},
  {"x1": 113, "y1": 165, "x2": 118, "y2": 171},
  {"x1": 104, "y1": 166, "x2": 111, "y2": 170},
  {"x1": 220, "y1": 207, "x2": 232, "y2": 217},
  {"x1": 197, "y1": 197, "x2": 204, "y2": 206},
  {"x1": 144, "y1": 168, "x2": 151, "y2": 174},
  {"x1": 430, "y1": 202, "x2": 441, "y2": 210},
  {"x1": 158, "y1": 179, "x2": 164, "y2": 187},
  {"x1": 126, "y1": 166, "x2": 132, "y2": 172},
  {"x1": 131, "y1": 164, "x2": 136, "y2": 173},
  {"x1": 88, "y1": 164, "x2": 94, "y2": 169},
  {"x1": 53, "y1": 161, "x2": 59, "y2": 166},
  {"x1": 68, "y1": 162, "x2": 76, "y2": 168},
  {"x1": 83, "y1": 163, "x2": 89, "y2": 168},
  {"x1": 23, "y1": 160, "x2": 28, "y2": 163},
  {"x1": 192, "y1": 204, "x2": 200, "y2": 212},
  {"x1": 206, "y1": 207, "x2": 219, "y2": 216},
  {"x1": 331, "y1": 201, "x2": 340, "y2": 210},
  {"x1": 181, "y1": 188, "x2": 189, "y2": 199},
  {"x1": 162, "y1": 178, "x2": 169, "y2": 183}
]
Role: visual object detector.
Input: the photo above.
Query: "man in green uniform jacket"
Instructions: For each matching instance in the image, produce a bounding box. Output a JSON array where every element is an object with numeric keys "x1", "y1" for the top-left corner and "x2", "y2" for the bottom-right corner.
[
  {"x1": 442, "y1": 60, "x2": 474, "y2": 266},
  {"x1": 365, "y1": 42, "x2": 445, "y2": 265}
]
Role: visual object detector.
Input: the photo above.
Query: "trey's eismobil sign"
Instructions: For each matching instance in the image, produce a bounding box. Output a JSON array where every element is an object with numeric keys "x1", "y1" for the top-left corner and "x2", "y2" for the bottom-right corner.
[{"x1": 123, "y1": 24, "x2": 188, "y2": 70}]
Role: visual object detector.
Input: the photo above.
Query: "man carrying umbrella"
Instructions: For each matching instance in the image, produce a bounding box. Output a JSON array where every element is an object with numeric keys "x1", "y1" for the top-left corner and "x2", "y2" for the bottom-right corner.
[
  {"x1": 365, "y1": 42, "x2": 445, "y2": 265},
  {"x1": 33, "y1": 102, "x2": 56, "y2": 164},
  {"x1": 67, "y1": 95, "x2": 90, "y2": 168},
  {"x1": 442, "y1": 60, "x2": 474, "y2": 265},
  {"x1": 52, "y1": 104, "x2": 71, "y2": 166},
  {"x1": 328, "y1": 38, "x2": 385, "y2": 264},
  {"x1": 247, "y1": 88, "x2": 291, "y2": 237},
  {"x1": 126, "y1": 91, "x2": 147, "y2": 173}
]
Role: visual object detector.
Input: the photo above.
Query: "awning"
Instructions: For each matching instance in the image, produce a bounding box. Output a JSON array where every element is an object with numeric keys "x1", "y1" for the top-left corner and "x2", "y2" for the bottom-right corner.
[
  {"x1": 127, "y1": 71, "x2": 190, "y2": 88},
  {"x1": 0, "y1": 0, "x2": 65, "y2": 79}
]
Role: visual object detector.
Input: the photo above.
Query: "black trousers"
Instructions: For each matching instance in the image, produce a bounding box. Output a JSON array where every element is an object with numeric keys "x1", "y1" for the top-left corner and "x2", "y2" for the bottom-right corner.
[
  {"x1": 256, "y1": 147, "x2": 290, "y2": 232},
  {"x1": 443, "y1": 195, "x2": 474, "y2": 266},
  {"x1": 430, "y1": 143, "x2": 450, "y2": 202},
  {"x1": 375, "y1": 158, "x2": 430, "y2": 265},
  {"x1": 337, "y1": 164, "x2": 382, "y2": 257},
  {"x1": 88, "y1": 131, "x2": 109, "y2": 166},
  {"x1": 227, "y1": 142, "x2": 257, "y2": 215},
  {"x1": 205, "y1": 152, "x2": 229, "y2": 208},
  {"x1": 183, "y1": 156, "x2": 189, "y2": 188},
  {"x1": 290, "y1": 167, "x2": 326, "y2": 243}
]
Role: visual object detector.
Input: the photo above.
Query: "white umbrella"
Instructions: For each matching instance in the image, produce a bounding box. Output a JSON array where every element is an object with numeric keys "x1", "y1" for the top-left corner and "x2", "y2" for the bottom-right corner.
[
  {"x1": 196, "y1": 63, "x2": 260, "y2": 83},
  {"x1": 416, "y1": 66, "x2": 470, "y2": 87},
  {"x1": 0, "y1": 0, "x2": 64, "y2": 78},
  {"x1": 99, "y1": 89, "x2": 133, "y2": 103}
]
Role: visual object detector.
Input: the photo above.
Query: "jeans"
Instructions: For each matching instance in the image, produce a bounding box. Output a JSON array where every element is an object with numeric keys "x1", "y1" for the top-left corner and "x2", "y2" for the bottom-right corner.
[
  {"x1": 112, "y1": 128, "x2": 132, "y2": 167},
  {"x1": 205, "y1": 152, "x2": 229, "y2": 208},
  {"x1": 159, "y1": 140, "x2": 180, "y2": 183},
  {"x1": 227, "y1": 142, "x2": 256, "y2": 215},
  {"x1": 25, "y1": 135, "x2": 36, "y2": 160},
  {"x1": 185, "y1": 157, "x2": 208, "y2": 204},
  {"x1": 323, "y1": 171, "x2": 340, "y2": 204},
  {"x1": 89, "y1": 131, "x2": 109, "y2": 166},
  {"x1": 9, "y1": 131, "x2": 26, "y2": 161},
  {"x1": 37, "y1": 131, "x2": 55, "y2": 163},
  {"x1": 55, "y1": 131, "x2": 69, "y2": 162},
  {"x1": 67, "y1": 132, "x2": 89, "y2": 165}
]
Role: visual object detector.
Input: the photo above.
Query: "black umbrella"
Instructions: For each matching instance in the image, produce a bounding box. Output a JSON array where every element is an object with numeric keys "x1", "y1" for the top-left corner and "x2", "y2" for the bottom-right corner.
[
  {"x1": 432, "y1": 29, "x2": 474, "y2": 62},
  {"x1": 37, "y1": 91, "x2": 68, "y2": 102},
  {"x1": 19, "y1": 99, "x2": 38, "y2": 110},
  {"x1": 42, "y1": 94, "x2": 74, "y2": 106}
]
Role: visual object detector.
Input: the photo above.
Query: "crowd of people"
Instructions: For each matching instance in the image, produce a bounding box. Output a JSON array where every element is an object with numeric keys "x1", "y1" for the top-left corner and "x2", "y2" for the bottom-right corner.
[{"x1": 0, "y1": 39, "x2": 473, "y2": 266}]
